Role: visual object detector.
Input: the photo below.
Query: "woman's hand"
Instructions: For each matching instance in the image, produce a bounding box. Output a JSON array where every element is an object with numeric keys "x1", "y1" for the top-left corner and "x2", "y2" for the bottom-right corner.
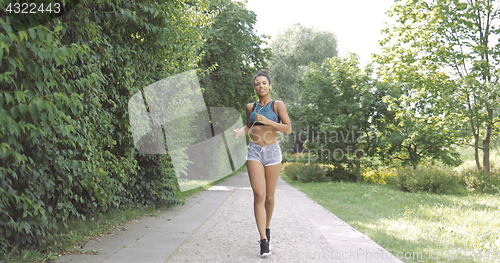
[
  {"x1": 255, "y1": 114, "x2": 271, "y2": 125},
  {"x1": 233, "y1": 128, "x2": 242, "y2": 138}
]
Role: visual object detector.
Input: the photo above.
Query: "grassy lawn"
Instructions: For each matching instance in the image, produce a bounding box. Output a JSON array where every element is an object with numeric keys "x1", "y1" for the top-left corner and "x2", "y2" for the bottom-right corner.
[{"x1": 282, "y1": 174, "x2": 500, "y2": 263}]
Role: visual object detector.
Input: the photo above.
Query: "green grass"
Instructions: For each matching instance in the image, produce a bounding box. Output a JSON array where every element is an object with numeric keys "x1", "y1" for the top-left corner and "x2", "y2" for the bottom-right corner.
[{"x1": 282, "y1": 174, "x2": 500, "y2": 263}]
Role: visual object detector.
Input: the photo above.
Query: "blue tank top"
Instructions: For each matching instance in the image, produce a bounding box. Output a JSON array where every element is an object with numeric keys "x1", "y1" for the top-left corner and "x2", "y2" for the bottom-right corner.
[{"x1": 249, "y1": 100, "x2": 280, "y2": 126}]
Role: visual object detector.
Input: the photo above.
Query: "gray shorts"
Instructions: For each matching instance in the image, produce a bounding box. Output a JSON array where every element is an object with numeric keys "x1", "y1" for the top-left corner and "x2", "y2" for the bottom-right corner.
[{"x1": 246, "y1": 142, "x2": 282, "y2": 167}]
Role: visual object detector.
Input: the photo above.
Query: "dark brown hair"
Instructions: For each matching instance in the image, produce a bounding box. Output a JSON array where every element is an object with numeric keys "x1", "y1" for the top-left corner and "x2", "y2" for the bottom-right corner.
[{"x1": 252, "y1": 70, "x2": 271, "y2": 85}]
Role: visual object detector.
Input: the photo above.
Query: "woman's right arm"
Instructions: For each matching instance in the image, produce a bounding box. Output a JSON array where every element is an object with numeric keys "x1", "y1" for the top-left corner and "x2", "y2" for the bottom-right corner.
[{"x1": 233, "y1": 103, "x2": 253, "y2": 138}]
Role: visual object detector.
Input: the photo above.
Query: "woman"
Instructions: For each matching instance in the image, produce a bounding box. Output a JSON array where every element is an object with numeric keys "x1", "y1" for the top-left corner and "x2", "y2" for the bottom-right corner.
[{"x1": 233, "y1": 70, "x2": 292, "y2": 257}]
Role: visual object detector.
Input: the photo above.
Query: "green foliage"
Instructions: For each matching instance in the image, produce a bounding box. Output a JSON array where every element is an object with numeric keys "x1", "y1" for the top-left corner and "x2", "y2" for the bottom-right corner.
[
  {"x1": 391, "y1": 167, "x2": 466, "y2": 195},
  {"x1": 269, "y1": 23, "x2": 338, "y2": 105},
  {"x1": 269, "y1": 23, "x2": 338, "y2": 155},
  {"x1": 0, "y1": 0, "x2": 211, "y2": 258},
  {"x1": 461, "y1": 170, "x2": 500, "y2": 194},
  {"x1": 320, "y1": 163, "x2": 356, "y2": 182},
  {"x1": 125, "y1": 153, "x2": 181, "y2": 208},
  {"x1": 282, "y1": 162, "x2": 330, "y2": 183},
  {"x1": 282, "y1": 152, "x2": 310, "y2": 164},
  {"x1": 282, "y1": 155, "x2": 355, "y2": 182},
  {"x1": 282, "y1": 162, "x2": 302, "y2": 181},
  {"x1": 296, "y1": 164, "x2": 329, "y2": 183},
  {"x1": 198, "y1": 0, "x2": 270, "y2": 112},
  {"x1": 376, "y1": 0, "x2": 500, "y2": 171},
  {"x1": 298, "y1": 53, "x2": 390, "y2": 181},
  {"x1": 378, "y1": 107, "x2": 463, "y2": 169}
]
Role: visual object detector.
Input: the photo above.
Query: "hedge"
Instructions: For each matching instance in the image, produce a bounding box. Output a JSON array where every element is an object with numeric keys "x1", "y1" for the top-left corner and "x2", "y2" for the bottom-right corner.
[{"x1": 0, "y1": 0, "x2": 211, "y2": 256}]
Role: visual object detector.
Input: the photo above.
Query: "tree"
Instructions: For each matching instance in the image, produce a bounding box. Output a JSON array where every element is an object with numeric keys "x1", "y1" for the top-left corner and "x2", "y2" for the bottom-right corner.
[
  {"x1": 198, "y1": 0, "x2": 270, "y2": 111},
  {"x1": 269, "y1": 23, "x2": 338, "y2": 105},
  {"x1": 376, "y1": 0, "x2": 500, "y2": 171},
  {"x1": 379, "y1": 98, "x2": 463, "y2": 169},
  {"x1": 299, "y1": 54, "x2": 389, "y2": 182},
  {"x1": 268, "y1": 23, "x2": 338, "y2": 153}
]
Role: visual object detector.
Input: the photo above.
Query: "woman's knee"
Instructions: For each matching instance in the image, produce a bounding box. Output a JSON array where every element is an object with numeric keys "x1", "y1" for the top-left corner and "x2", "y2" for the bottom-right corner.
[
  {"x1": 253, "y1": 191, "x2": 266, "y2": 203},
  {"x1": 265, "y1": 195, "x2": 274, "y2": 206}
]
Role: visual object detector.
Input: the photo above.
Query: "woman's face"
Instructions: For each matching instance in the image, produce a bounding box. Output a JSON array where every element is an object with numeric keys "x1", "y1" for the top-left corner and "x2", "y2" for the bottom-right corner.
[{"x1": 254, "y1": 76, "x2": 270, "y2": 96}]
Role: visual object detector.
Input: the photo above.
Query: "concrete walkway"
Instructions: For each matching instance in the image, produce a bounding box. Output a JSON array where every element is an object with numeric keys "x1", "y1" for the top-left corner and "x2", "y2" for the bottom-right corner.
[{"x1": 56, "y1": 170, "x2": 404, "y2": 263}]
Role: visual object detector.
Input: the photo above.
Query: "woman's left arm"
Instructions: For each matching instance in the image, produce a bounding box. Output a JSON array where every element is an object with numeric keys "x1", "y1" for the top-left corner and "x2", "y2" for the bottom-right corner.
[{"x1": 268, "y1": 101, "x2": 292, "y2": 135}]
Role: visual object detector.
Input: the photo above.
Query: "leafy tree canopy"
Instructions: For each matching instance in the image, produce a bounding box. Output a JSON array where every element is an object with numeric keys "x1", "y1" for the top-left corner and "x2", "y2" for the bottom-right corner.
[{"x1": 375, "y1": 0, "x2": 500, "y2": 171}]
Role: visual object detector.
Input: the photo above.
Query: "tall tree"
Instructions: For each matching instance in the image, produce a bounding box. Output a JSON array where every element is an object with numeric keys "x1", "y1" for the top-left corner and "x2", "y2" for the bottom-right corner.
[
  {"x1": 299, "y1": 54, "x2": 389, "y2": 182},
  {"x1": 269, "y1": 23, "x2": 338, "y2": 105},
  {"x1": 198, "y1": 0, "x2": 270, "y2": 111},
  {"x1": 376, "y1": 0, "x2": 500, "y2": 171},
  {"x1": 268, "y1": 23, "x2": 338, "y2": 153}
]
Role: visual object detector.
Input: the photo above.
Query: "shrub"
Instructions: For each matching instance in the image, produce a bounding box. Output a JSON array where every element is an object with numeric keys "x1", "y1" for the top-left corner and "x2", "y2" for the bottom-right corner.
[
  {"x1": 362, "y1": 167, "x2": 398, "y2": 184},
  {"x1": 454, "y1": 154, "x2": 500, "y2": 174},
  {"x1": 282, "y1": 162, "x2": 302, "y2": 181},
  {"x1": 282, "y1": 163, "x2": 330, "y2": 183},
  {"x1": 453, "y1": 155, "x2": 500, "y2": 194},
  {"x1": 320, "y1": 164, "x2": 356, "y2": 182},
  {"x1": 123, "y1": 153, "x2": 181, "y2": 208},
  {"x1": 296, "y1": 164, "x2": 329, "y2": 183},
  {"x1": 391, "y1": 167, "x2": 466, "y2": 195},
  {"x1": 454, "y1": 159, "x2": 482, "y2": 175},
  {"x1": 0, "y1": 0, "x2": 210, "y2": 257},
  {"x1": 461, "y1": 170, "x2": 500, "y2": 194},
  {"x1": 282, "y1": 152, "x2": 311, "y2": 164}
]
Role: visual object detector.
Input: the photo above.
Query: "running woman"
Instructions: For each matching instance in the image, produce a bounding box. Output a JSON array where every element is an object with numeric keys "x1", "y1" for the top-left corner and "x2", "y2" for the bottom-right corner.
[{"x1": 233, "y1": 70, "x2": 292, "y2": 257}]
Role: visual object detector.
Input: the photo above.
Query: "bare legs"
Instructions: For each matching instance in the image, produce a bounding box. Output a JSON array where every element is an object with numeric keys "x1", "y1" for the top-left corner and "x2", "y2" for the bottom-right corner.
[{"x1": 247, "y1": 160, "x2": 281, "y2": 240}]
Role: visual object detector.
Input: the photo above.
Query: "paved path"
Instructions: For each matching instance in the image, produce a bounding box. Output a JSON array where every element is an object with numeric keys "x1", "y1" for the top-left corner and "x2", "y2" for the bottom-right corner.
[{"x1": 56, "y1": 170, "x2": 403, "y2": 263}]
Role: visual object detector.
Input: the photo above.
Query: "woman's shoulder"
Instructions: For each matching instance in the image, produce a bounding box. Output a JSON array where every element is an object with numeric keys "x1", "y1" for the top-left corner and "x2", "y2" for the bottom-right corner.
[
  {"x1": 246, "y1": 102, "x2": 255, "y2": 111},
  {"x1": 273, "y1": 100, "x2": 286, "y2": 108}
]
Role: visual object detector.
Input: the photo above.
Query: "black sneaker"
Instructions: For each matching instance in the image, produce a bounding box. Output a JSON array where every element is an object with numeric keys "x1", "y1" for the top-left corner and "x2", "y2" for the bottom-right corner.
[
  {"x1": 266, "y1": 227, "x2": 271, "y2": 243},
  {"x1": 260, "y1": 239, "x2": 271, "y2": 257}
]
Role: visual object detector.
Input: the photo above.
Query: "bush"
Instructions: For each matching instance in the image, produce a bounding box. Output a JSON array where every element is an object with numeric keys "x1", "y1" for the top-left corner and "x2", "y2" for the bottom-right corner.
[
  {"x1": 454, "y1": 154, "x2": 500, "y2": 174},
  {"x1": 461, "y1": 170, "x2": 500, "y2": 194},
  {"x1": 297, "y1": 164, "x2": 329, "y2": 183},
  {"x1": 0, "y1": 0, "x2": 210, "y2": 257},
  {"x1": 282, "y1": 152, "x2": 311, "y2": 164},
  {"x1": 453, "y1": 155, "x2": 500, "y2": 194},
  {"x1": 282, "y1": 162, "x2": 302, "y2": 181},
  {"x1": 362, "y1": 167, "x2": 398, "y2": 184},
  {"x1": 124, "y1": 153, "x2": 181, "y2": 208},
  {"x1": 282, "y1": 163, "x2": 330, "y2": 183},
  {"x1": 321, "y1": 164, "x2": 356, "y2": 182},
  {"x1": 391, "y1": 167, "x2": 466, "y2": 195}
]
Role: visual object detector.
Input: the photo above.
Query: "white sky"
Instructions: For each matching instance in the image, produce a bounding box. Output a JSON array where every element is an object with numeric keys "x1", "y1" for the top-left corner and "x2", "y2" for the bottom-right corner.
[{"x1": 244, "y1": 0, "x2": 396, "y2": 66}]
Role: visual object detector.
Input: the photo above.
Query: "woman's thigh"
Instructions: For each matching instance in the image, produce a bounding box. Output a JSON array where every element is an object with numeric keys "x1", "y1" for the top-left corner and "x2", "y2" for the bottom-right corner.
[
  {"x1": 247, "y1": 160, "x2": 266, "y2": 196},
  {"x1": 264, "y1": 163, "x2": 281, "y2": 197}
]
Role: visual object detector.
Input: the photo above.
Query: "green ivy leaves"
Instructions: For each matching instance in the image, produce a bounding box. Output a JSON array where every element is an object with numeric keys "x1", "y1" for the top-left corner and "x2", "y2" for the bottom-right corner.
[{"x1": 0, "y1": 0, "x2": 211, "y2": 258}]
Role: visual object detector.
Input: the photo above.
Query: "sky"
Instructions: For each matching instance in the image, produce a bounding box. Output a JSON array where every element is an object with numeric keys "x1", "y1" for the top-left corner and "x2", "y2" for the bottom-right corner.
[{"x1": 244, "y1": 0, "x2": 396, "y2": 67}]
